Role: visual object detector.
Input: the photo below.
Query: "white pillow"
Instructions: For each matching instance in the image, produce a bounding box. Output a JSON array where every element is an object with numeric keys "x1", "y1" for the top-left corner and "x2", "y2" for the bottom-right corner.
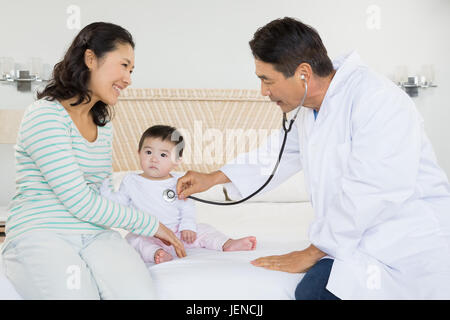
[
  {"x1": 111, "y1": 171, "x2": 226, "y2": 202},
  {"x1": 224, "y1": 171, "x2": 310, "y2": 203}
]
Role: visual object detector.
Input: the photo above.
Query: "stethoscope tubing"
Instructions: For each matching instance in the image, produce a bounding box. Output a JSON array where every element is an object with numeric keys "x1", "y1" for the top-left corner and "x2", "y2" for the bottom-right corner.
[
  {"x1": 185, "y1": 80, "x2": 308, "y2": 206},
  {"x1": 187, "y1": 122, "x2": 291, "y2": 205}
]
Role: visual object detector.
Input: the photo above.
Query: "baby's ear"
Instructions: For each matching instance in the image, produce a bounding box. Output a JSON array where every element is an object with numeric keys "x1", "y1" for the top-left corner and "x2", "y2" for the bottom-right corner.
[{"x1": 175, "y1": 157, "x2": 183, "y2": 165}]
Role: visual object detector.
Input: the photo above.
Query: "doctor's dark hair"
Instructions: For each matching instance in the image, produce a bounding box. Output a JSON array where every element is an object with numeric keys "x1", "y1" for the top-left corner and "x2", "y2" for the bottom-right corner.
[
  {"x1": 37, "y1": 22, "x2": 135, "y2": 127},
  {"x1": 138, "y1": 125, "x2": 185, "y2": 158},
  {"x1": 249, "y1": 17, "x2": 334, "y2": 78}
]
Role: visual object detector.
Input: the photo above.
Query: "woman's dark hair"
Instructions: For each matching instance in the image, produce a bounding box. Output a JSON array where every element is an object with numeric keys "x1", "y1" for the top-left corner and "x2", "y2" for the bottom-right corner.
[
  {"x1": 37, "y1": 22, "x2": 135, "y2": 126},
  {"x1": 249, "y1": 17, "x2": 334, "y2": 78},
  {"x1": 138, "y1": 125, "x2": 185, "y2": 158}
]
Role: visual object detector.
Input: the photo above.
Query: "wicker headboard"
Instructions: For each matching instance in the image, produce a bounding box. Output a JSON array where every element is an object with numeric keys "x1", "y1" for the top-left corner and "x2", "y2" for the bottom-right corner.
[
  {"x1": 112, "y1": 88, "x2": 282, "y2": 173},
  {"x1": 0, "y1": 89, "x2": 282, "y2": 173}
]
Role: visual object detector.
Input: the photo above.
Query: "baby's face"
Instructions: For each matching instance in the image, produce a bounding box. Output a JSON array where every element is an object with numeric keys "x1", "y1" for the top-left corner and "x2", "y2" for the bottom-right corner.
[{"x1": 138, "y1": 137, "x2": 182, "y2": 180}]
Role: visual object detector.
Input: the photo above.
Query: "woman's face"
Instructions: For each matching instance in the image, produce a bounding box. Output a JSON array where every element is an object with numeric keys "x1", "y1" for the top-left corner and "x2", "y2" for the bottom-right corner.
[{"x1": 87, "y1": 42, "x2": 135, "y2": 105}]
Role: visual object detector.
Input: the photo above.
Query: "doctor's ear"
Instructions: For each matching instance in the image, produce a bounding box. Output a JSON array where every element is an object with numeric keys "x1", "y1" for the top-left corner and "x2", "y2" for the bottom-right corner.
[{"x1": 295, "y1": 63, "x2": 312, "y2": 82}]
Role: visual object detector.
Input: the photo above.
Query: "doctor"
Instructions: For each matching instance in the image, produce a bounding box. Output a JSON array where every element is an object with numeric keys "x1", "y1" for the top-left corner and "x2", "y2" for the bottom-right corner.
[{"x1": 176, "y1": 17, "x2": 450, "y2": 299}]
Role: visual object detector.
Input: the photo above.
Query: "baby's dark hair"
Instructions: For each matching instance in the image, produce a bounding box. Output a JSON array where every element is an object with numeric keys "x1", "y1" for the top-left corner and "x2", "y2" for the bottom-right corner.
[{"x1": 138, "y1": 125, "x2": 184, "y2": 158}]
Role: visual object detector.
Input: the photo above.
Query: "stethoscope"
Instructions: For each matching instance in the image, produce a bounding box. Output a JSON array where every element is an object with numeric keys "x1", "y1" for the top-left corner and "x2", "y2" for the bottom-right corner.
[{"x1": 163, "y1": 75, "x2": 308, "y2": 205}]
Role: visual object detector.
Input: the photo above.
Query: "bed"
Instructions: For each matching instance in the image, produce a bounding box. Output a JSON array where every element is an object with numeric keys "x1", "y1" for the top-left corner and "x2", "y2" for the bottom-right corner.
[{"x1": 0, "y1": 88, "x2": 315, "y2": 299}]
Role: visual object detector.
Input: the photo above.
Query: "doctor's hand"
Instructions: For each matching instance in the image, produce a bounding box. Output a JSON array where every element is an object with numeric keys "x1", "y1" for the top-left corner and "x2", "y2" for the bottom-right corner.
[
  {"x1": 176, "y1": 170, "x2": 230, "y2": 200},
  {"x1": 154, "y1": 223, "x2": 186, "y2": 258},
  {"x1": 250, "y1": 245, "x2": 326, "y2": 273}
]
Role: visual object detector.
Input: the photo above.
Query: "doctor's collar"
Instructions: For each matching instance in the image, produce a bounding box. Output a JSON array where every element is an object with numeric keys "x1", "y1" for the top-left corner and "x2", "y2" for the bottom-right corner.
[{"x1": 323, "y1": 50, "x2": 366, "y2": 100}]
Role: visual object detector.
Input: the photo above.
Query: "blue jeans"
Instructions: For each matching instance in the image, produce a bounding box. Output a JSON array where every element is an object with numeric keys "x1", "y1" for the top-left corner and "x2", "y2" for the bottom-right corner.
[{"x1": 295, "y1": 258, "x2": 340, "y2": 300}]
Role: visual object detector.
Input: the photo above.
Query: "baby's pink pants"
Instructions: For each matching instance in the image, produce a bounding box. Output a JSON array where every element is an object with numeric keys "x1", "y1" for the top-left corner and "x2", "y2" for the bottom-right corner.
[{"x1": 125, "y1": 223, "x2": 229, "y2": 263}]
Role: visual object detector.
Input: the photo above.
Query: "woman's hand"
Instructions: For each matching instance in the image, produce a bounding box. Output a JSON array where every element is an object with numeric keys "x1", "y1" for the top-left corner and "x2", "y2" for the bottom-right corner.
[
  {"x1": 250, "y1": 245, "x2": 326, "y2": 273},
  {"x1": 176, "y1": 170, "x2": 229, "y2": 200},
  {"x1": 181, "y1": 230, "x2": 197, "y2": 244},
  {"x1": 154, "y1": 223, "x2": 186, "y2": 258}
]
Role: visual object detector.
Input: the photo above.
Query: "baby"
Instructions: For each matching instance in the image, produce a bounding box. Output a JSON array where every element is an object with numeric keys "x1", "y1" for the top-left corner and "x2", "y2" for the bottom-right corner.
[{"x1": 101, "y1": 125, "x2": 257, "y2": 264}]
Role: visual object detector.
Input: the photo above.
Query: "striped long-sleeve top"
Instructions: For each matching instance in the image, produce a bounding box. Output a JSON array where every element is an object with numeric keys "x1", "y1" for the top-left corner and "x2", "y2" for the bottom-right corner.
[{"x1": 3, "y1": 98, "x2": 159, "y2": 247}]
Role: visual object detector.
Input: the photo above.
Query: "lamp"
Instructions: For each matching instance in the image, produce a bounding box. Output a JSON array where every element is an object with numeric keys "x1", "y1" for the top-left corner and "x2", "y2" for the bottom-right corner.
[
  {"x1": 0, "y1": 57, "x2": 50, "y2": 92},
  {"x1": 395, "y1": 65, "x2": 438, "y2": 98}
]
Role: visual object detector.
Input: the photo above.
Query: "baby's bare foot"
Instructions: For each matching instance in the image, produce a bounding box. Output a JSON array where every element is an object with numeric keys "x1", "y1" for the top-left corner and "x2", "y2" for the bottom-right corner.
[
  {"x1": 222, "y1": 236, "x2": 257, "y2": 252},
  {"x1": 154, "y1": 249, "x2": 173, "y2": 264}
]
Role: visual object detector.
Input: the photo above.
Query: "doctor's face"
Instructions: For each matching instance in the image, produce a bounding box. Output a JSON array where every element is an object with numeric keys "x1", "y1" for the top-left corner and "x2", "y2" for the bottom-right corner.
[
  {"x1": 138, "y1": 137, "x2": 181, "y2": 180},
  {"x1": 255, "y1": 59, "x2": 306, "y2": 113}
]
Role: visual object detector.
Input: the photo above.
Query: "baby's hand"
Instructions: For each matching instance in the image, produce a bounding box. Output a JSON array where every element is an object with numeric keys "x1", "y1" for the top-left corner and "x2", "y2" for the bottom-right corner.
[{"x1": 181, "y1": 230, "x2": 197, "y2": 244}]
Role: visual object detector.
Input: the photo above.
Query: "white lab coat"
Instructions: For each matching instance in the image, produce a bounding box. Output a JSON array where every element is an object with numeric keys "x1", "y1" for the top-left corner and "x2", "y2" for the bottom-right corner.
[{"x1": 221, "y1": 51, "x2": 450, "y2": 299}]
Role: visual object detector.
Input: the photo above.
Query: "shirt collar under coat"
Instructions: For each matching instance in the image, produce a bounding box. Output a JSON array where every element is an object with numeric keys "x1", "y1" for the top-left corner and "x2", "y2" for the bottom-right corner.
[{"x1": 312, "y1": 50, "x2": 365, "y2": 122}]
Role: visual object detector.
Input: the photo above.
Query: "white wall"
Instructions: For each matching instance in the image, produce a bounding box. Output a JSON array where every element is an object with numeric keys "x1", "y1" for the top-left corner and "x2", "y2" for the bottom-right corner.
[{"x1": 1, "y1": 0, "x2": 449, "y2": 205}]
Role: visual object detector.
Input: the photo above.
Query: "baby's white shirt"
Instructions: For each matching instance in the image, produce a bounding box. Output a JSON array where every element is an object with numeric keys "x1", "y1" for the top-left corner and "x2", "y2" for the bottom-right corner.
[{"x1": 100, "y1": 173, "x2": 197, "y2": 232}]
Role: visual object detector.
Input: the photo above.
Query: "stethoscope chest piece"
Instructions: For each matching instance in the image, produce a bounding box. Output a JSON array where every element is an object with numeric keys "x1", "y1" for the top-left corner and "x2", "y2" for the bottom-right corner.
[{"x1": 163, "y1": 189, "x2": 177, "y2": 202}]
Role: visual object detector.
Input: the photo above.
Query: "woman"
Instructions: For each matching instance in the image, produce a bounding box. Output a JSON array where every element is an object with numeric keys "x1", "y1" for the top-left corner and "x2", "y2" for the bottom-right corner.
[{"x1": 1, "y1": 22, "x2": 186, "y2": 299}]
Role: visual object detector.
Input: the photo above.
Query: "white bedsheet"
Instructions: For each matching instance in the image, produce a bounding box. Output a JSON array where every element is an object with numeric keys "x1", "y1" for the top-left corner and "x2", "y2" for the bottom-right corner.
[
  {"x1": 148, "y1": 244, "x2": 308, "y2": 300},
  {"x1": 0, "y1": 201, "x2": 314, "y2": 300},
  {"x1": 146, "y1": 201, "x2": 314, "y2": 300}
]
